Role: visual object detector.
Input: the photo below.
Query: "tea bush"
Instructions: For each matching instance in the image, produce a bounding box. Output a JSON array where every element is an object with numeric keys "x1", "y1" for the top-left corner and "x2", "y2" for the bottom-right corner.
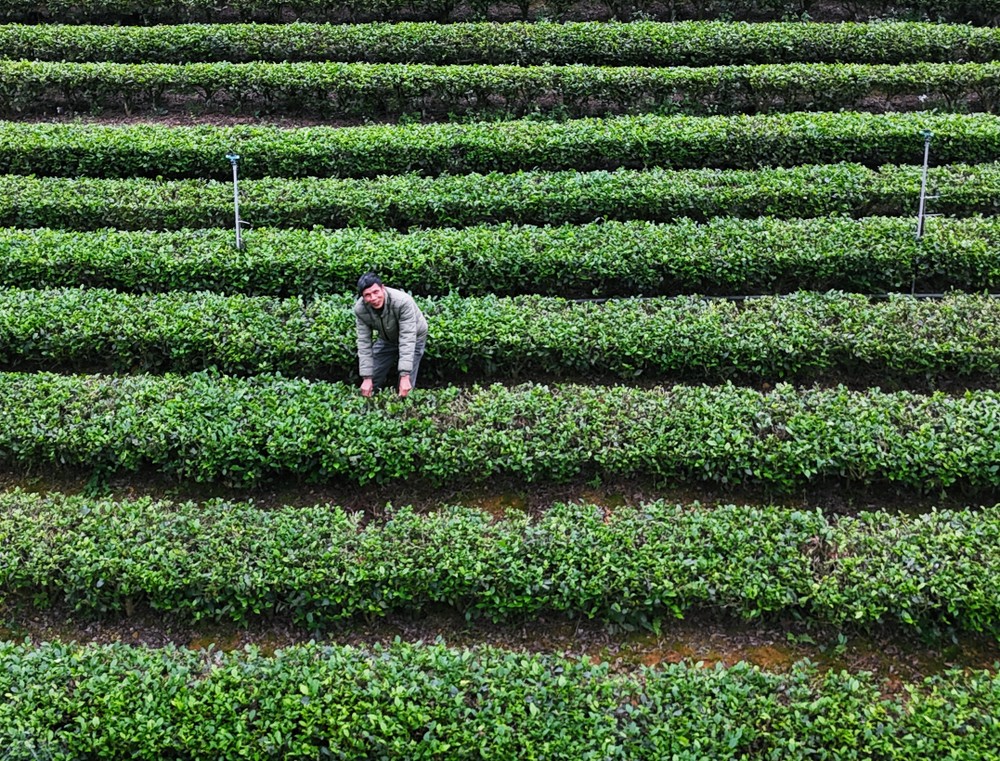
[
  {"x1": 0, "y1": 374, "x2": 998, "y2": 489},
  {"x1": 6, "y1": 20, "x2": 1000, "y2": 66},
  {"x1": 4, "y1": 112, "x2": 999, "y2": 180},
  {"x1": 0, "y1": 639, "x2": 998, "y2": 759},
  {"x1": 3, "y1": 490, "x2": 1000, "y2": 631},
  {"x1": 4, "y1": 162, "x2": 999, "y2": 231},
  {"x1": 2, "y1": 288, "x2": 1000, "y2": 384},
  {"x1": 3, "y1": 217, "x2": 998, "y2": 297},
  {"x1": 1, "y1": 60, "x2": 997, "y2": 117},
  {"x1": 0, "y1": 0, "x2": 995, "y2": 23}
]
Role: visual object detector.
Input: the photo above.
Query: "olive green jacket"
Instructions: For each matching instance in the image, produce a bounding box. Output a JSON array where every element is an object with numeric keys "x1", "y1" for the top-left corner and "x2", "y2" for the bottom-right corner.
[{"x1": 354, "y1": 287, "x2": 428, "y2": 377}]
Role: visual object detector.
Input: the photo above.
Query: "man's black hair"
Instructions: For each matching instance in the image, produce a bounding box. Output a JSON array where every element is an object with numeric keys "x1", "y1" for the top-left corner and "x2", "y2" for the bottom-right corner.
[{"x1": 357, "y1": 271, "x2": 382, "y2": 295}]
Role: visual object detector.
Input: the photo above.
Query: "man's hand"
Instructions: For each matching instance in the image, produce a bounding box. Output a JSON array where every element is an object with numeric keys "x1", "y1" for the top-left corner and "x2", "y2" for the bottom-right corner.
[
  {"x1": 398, "y1": 374, "x2": 412, "y2": 398},
  {"x1": 360, "y1": 378, "x2": 374, "y2": 397}
]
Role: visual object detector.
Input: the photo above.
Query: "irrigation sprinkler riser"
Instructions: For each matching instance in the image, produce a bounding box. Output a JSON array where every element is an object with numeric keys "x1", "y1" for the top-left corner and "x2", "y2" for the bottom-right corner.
[{"x1": 226, "y1": 153, "x2": 243, "y2": 251}]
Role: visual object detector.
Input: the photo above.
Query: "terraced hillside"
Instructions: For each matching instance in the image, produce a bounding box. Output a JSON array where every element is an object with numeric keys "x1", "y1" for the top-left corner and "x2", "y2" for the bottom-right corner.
[{"x1": 2, "y1": 1, "x2": 1000, "y2": 757}]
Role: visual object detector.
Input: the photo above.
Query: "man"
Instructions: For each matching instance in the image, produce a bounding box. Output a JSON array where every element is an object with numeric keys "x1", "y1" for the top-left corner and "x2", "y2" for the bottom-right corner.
[{"x1": 354, "y1": 272, "x2": 428, "y2": 398}]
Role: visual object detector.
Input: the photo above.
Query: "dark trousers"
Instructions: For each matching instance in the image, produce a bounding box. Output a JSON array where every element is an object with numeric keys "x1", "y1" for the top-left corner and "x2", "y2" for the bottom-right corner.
[{"x1": 371, "y1": 335, "x2": 427, "y2": 392}]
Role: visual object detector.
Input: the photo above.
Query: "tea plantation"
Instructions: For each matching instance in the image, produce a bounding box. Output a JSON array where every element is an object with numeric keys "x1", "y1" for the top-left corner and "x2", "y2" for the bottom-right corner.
[{"x1": 2, "y1": 1, "x2": 1000, "y2": 757}]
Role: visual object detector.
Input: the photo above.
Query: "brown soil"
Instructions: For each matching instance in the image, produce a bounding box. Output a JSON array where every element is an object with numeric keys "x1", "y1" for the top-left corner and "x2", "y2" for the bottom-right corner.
[
  {"x1": 2, "y1": 602, "x2": 996, "y2": 687},
  {"x1": 1, "y1": 359, "x2": 996, "y2": 401},
  {"x1": 2, "y1": 468, "x2": 994, "y2": 519}
]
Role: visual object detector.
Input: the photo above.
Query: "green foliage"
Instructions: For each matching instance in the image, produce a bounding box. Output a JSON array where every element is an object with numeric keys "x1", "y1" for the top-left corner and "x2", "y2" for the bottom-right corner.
[
  {"x1": 3, "y1": 289, "x2": 1000, "y2": 384},
  {"x1": 1, "y1": 59, "x2": 998, "y2": 118},
  {"x1": 2, "y1": 217, "x2": 999, "y2": 297},
  {"x1": 0, "y1": 5, "x2": 999, "y2": 751},
  {"x1": 3, "y1": 490, "x2": 1000, "y2": 632},
  {"x1": 4, "y1": 112, "x2": 1000, "y2": 179},
  {"x1": 0, "y1": 638, "x2": 997, "y2": 758},
  {"x1": 816, "y1": 510, "x2": 1000, "y2": 633},
  {"x1": 3, "y1": 161, "x2": 1000, "y2": 231},
  {"x1": 0, "y1": 374, "x2": 998, "y2": 490},
  {"x1": 0, "y1": 0, "x2": 997, "y2": 23},
  {"x1": 19, "y1": 19, "x2": 1000, "y2": 65}
]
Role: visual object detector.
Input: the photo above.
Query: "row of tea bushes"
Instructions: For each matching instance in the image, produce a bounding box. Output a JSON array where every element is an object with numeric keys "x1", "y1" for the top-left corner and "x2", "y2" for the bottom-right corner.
[
  {"x1": 3, "y1": 491, "x2": 1000, "y2": 631},
  {"x1": 1, "y1": 373, "x2": 998, "y2": 488},
  {"x1": 3, "y1": 288, "x2": 1000, "y2": 383},
  {"x1": 4, "y1": 162, "x2": 999, "y2": 231},
  {"x1": 1, "y1": 0, "x2": 994, "y2": 23},
  {"x1": 3, "y1": 639, "x2": 997, "y2": 760},
  {"x1": 7, "y1": 20, "x2": 1000, "y2": 66},
  {"x1": 4, "y1": 112, "x2": 997, "y2": 179},
  {"x1": 1, "y1": 60, "x2": 997, "y2": 117},
  {"x1": 3, "y1": 218, "x2": 997, "y2": 297}
]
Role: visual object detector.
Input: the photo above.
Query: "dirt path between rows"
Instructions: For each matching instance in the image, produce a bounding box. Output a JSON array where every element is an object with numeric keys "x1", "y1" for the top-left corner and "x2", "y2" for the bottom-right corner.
[
  {"x1": 3, "y1": 469, "x2": 995, "y2": 518},
  {"x1": 5, "y1": 469, "x2": 998, "y2": 687},
  {"x1": 3, "y1": 603, "x2": 997, "y2": 689}
]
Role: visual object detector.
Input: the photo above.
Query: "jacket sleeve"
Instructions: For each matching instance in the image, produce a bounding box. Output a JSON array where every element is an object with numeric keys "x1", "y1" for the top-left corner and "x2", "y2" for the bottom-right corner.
[
  {"x1": 355, "y1": 309, "x2": 375, "y2": 377},
  {"x1": 395, "y1": 294, "x2": 422, "y2": 375}
]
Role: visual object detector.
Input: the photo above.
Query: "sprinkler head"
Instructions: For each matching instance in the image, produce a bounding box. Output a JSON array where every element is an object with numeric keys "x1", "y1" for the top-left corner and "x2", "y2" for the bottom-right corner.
[{"x1": 226, "y1": 153, "x2": 241, "y2": 165}]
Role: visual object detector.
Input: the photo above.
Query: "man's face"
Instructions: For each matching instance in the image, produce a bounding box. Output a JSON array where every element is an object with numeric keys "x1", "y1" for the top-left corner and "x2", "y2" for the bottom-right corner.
[{"x1": 362, "y1": 283, "x2": 385, "y2": 309}]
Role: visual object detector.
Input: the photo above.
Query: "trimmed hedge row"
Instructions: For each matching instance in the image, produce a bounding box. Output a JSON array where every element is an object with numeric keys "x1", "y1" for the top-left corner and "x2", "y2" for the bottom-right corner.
[
  {"x1": 4, "y1": 112, "x2": 998, "y2": 180},
  {"x1": 1, "y1": 60, "x2": 997, "y2": 117},
  {"x1": 5, "y1": 217, "x2": 1000, "y2": 297},
  {"x1": 3, "y1": 640, "x2": 999, "y2": 761},
  {"x1": 0, "y1": 0, "x2": 995, "y2": 23},
  {"x1": 3, "y1": 490, "x2": 1000, "y2": 633},
  {"x1": 3, "y1": 288, "x2": 1000, "y2": 383},
  {"x1": 8, "y1": 20, "x2": 1000, "y2": 66},
  {"x1": 0, "y1": 373, "x2": 999, "y2": 489},
  {"x1": 3, "y1": 217, "x2": 999, "y2": 297},
  {"x1": 3, "y1": 162, "x2": 998, "y2": 231}
]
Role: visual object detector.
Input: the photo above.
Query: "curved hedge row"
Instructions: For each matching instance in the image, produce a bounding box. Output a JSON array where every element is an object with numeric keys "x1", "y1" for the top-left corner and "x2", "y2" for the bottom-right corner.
[
  {"x1": 4, "y1": 112, "x2": 997, "y2": 180},
  {"x1": 3, "y1": 218, "x2": 999, "y2": 297},
  {"x1": 1, "y1": 60, "x2": 997, "y2": 117},
  {"x1": 7, "y1": 21, "x2": 1000, "y2": 66},
  {"x1": 2, "y1": 288, "x2": 1000, "y2": 384},
  {"x1": 0, "y1": 373, "x2": 998, "y2": 489},
  {"x1": 3, "y1": 491, "x2": 1000, "y2": 632},
  {"x1": 3, "y1": 162, "x2": 998, "y2": 231},
  {"x1": 3, "y1": 640, "x2": 998, "y2": 761},
  {"x1": 0, "y1": 217, "x2": 987, "y2": 297},
  {"x1": 0, "y1": 0, "x2": 995, "y2": 23}
]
